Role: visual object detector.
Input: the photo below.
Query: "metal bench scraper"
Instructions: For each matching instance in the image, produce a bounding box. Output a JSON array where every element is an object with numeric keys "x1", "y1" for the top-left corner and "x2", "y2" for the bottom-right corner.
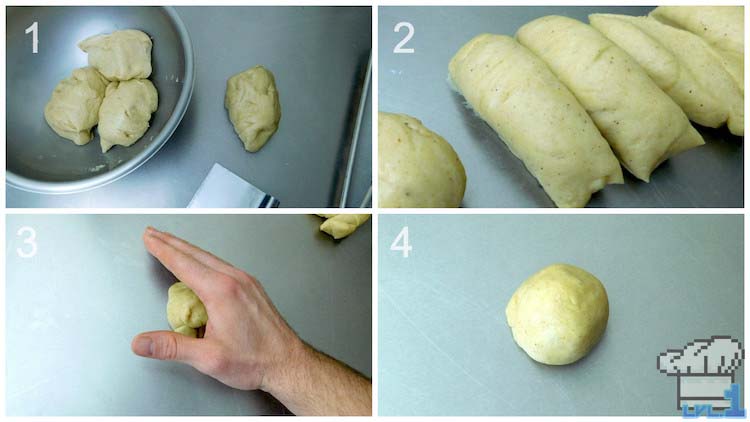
[{"x1": 188, "y1": 163, "x2": 279, "y2": 208}]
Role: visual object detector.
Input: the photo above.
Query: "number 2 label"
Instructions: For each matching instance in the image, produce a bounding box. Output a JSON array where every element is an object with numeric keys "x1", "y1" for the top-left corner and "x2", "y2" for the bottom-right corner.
[
  {"x1": 393, "y1": 22, "x2": 415, "y2": 54},
  {"x1": 390, "y1": 226, "x2": 412, "y2": 258}
]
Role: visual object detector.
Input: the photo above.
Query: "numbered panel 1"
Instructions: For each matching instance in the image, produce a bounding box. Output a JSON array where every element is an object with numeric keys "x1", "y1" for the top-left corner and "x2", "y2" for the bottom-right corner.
[
  {"x1": 378, "y1": 6, "x2": 744, "y2": 208},
  {"x1": 6, "y1": 214, "x2": 372, "y2": 416},
  {"x1": 378, "y1": 214, "x2": 745, "y2": 416}
]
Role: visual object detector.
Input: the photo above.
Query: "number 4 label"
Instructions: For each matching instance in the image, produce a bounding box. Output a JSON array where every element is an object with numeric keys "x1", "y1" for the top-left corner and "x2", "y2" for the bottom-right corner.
[{"x1": 390, "y1": 226, "x2": 412, "y2": 258}]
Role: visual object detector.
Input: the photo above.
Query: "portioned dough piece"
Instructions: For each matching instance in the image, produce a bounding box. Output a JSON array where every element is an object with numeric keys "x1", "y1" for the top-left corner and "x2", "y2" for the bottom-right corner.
[
  {"x1": 449, "y1": 34, "x2": 623, "y2": 208},
  {"x1": 98, "y1": 79, "x2": 158, "y2": 153},
  {"x1": 318, "y1": 214, "x2": 370, "y2": 239},
  {"x1": 44, "y1": 67, "x2": 109, "y2": 145},
  {"x1": 78, "y1": 29, "x2": 152, "y2": 81},
  {"x1": 517, "y1": 16, "x2": 704, "y2": 182},
  {"x1": 225, "y1": 65, "x2": 281, "y2": 152},
  {"x1": 506, "y1": 263, "x2": 609, "y2": 365},
  {"x1": 167, "y1": 282, "x2": 208, "y2": 338},
  {"x1": 590, "y1": 14, "x2": 743, "y2": 136},
  {"x1": 379, "y1": 112, "x2": 466, "y2": 208},
  {"x1": 650, "y1": 6, "x2": 743, "y2": 93}
]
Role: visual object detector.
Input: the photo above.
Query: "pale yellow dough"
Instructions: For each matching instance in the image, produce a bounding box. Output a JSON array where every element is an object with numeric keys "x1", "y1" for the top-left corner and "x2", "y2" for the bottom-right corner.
[
  {"x1": 44, "y1": 67, "x2": 109, "y2": 145},
  {"x1": 317, "y1": 214, "x2": 370, "y2": 239},
  {"x1": 225, "y1": 65, "x2": 281, "y2": 152},
  {"x1": 78, "y1": 29, "x2": 152, "y2": 81},
  {"x1": 589, "y1": 14, "x2": 743, "y2": 136},
  {"x1": 650, "y1": 6, "x2": 744, "y2": 94},
  {"x1": 506, "y1": 263, "x2": 609, "y2": 365},
  {"x1": 449, "y1": 34, "x2": 623, "y2": 208},
  {"x1": 167, "y1": 282, "x2": 207, "y2": 338},
  {"x1": 98, "y1": 79, "x2": 158, "y2": 153},
  {"x1": 378, "y1": 112, "x2": 466, "y2": 208},
  {"x1": 516, "y1": 16, "x2": 704, "y2": 182}
]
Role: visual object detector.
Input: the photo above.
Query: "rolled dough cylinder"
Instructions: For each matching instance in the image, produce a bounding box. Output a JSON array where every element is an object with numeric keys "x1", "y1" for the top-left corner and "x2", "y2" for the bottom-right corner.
[
  {"x1": 44, "y1": 67, "x2": 109, "y2": 145},
  {"x1": 167, "y1": 282, "x2": 207, "y2": 338},
  {"x1": 225, "y1": 65, "x2": 281, "y2": 152},
  {"x1": 378, "y1": 112, "x2": 466, "y2": 208},
  {"x1": 506, "y1": 263, "x2": 609, "y2": 365},
  {"x1": 318, "y1": 214, "x2": 370, "y2": 239},
  {"x1": 449, "y1": 34, "x2": 623, "y2": 208},
  {"x1": 98, "y1": 79, "x2": 158, "y2": 153},
  {"x1": 78, "y1": 29, "x2": 152, "y2": 81},
  {"x1": 650, "y1": 6, "x2": 743, "y2": 94},
  {"x1": 589, "y1": 14, "x2": 743, "y2": 136},
  {"x1": 517, "y1": 15, "x2": 704, "y2": 182}
]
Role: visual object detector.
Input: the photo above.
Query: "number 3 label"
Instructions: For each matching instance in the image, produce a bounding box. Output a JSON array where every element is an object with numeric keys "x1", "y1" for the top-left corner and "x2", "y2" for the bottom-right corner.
[
  {"x1": 17, "y1": 226, "x2": 38, "y2": 258},
  {"x1": 390, "y1": 226, "x2": 412, "y2": 258},
  {"x1": 393, "y1": 22, "x2": 415, "y2": 54}
]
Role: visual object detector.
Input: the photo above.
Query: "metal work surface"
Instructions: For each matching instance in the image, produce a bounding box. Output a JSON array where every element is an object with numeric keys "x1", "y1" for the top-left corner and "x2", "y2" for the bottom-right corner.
[
  {"x1": 8, "y1": 6, "x2": 372, "y2": 207},
  {"x1": 379, "y1": 6, "x2": 743, "y2": 208},
  {"x1": 378, "y1": 214, "x2": 743, "y2": 415},
  {"x1": 6, "y1": 214, "x2": 372, "y2": 415}
]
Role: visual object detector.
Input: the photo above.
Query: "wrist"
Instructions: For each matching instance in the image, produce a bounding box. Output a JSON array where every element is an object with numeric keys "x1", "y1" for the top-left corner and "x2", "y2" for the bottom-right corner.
[{"x1": 260, "y1": 337, "x2": 310, "y2": 395}]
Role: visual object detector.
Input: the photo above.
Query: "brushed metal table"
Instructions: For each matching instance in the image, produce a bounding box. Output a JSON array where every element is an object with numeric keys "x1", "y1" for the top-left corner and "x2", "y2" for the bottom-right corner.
[
  {"x1": 7, "y1": 6, "x2": 372, "y2": 208},
  {"x1": 378, "y1": 214, "x2": 743, "y2": 415},
  {"x1": 379, "y1": 6, "x2": 743, "y2": 208},
  {"x1": 6, "y1": 214, "x2": 372, "y2": 415}
]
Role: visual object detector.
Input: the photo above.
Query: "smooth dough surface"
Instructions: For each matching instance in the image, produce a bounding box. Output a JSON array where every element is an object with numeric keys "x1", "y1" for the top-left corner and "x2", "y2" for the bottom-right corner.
[
  {"x1": 379, "y1": 112, "x2": 466, "y2": 208},
  {"x1": 78, "y1": 29, "x2": 152, "y2": 81},
  {"x1": 167, "y1": 282, "x2": 207, "y2": 338},
  {"x1": 590, "y1": 14, "x2": 743, "y2": 136},
  {"x1": 516, "y1": 16, "x2": 704, "y2": 182},
  {"x1": 650, "y1": 6, "x2": 744, "y2": 93},
  {"x1": 449, "y1": 34, "x2": 623, "y2": 208},
  {"x1": 506, "y1": 263, "x2": 609, "y2": 365},
  {"x1": 98, "y1": 79, "x2": 158, "y2": 152},
  {"x1": 318, "y1": 214, "x2": 370, "y2": 239},
  {"x1": 225, "y1": 65, "x2": 281, "y2": 152},
  {"x1": 44, "y1": 67, "x2": 109, "y2": 145}
]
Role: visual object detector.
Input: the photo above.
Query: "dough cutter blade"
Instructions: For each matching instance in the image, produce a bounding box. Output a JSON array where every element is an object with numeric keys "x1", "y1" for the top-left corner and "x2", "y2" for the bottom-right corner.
[{"x1": 187, "y1": 163, "x2": 279, "y2": 208}]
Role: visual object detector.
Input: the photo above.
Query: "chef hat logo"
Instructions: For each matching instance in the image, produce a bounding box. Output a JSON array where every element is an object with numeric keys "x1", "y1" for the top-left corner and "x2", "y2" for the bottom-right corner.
[{"x1": 658, "y1": 336, "x2": 744, "y2": 376}]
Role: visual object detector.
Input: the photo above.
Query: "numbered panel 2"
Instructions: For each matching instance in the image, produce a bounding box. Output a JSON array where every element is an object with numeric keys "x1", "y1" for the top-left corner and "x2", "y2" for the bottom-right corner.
[
  {"x1": 378, "y1": 6, "x2": 744, "y2": 208},
  {"x1": 378, "y1": 214, "x2": 744, "y2": 416}
]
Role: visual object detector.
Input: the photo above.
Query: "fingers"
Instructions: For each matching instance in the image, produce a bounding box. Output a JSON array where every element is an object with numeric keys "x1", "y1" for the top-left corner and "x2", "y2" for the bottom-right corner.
[
  {"x1": 145, "y1": 227, "x2": 245, "y2": 280},
  {"x1": 142, "y1": 231, "x2": 224, "y2": 303},
  {"x1": 131, "y1": 331, "x2": 208, "y2": 365}
]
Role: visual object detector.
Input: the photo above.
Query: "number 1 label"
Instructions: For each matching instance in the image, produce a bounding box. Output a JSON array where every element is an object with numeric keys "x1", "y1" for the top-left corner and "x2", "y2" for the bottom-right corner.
[{"x1": 26, "y1": 22, "x2": 39, "y2": 54}]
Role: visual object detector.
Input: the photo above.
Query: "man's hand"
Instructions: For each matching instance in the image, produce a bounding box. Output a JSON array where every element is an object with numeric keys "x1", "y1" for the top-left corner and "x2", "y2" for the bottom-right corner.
[{"x1": 131, "y1": 227, "x2": 371, "y2": 415}]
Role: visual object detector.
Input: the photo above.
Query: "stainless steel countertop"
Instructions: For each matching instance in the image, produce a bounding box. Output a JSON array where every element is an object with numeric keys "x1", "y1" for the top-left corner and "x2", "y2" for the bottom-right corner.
[
  {"x1": 379, "y1": 6, "x2": 743, "y2": 208},
  {"x1": 378, "y1": 214, "x2": 743, "y2": 415},
  {"x1": 6, "y1": 214, "x2": 372, "y2": 415},
  {"x1": 8, "y1": 6, "x2": 372, "y2": 208}
]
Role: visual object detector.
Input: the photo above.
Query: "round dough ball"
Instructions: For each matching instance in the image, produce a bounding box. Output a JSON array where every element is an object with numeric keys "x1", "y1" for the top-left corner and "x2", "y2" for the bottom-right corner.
[
  {"x1": 78, "y1": 29, "x2": 152, "y2": 81},
  {"x1": 167, "y1": 282, "x2": 208, "y2": 338},
  {"x1": 378, "y1": 112, "x2": 466, "y2": 208},
  {"x1": 505, "y1": 263, "x2": 609, "y2": 365},
  {"x1": 225, "y1": 65, "x2": 281, "y2": 152},
  {"x1": 44, "y1": 67, "x2": 109, "y2": 145}
]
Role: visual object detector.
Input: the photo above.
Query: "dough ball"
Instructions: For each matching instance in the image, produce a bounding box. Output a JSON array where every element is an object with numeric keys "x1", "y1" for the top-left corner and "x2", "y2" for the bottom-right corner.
[
  {"x1": 225, "y1": 65, "x2": 281, "y2": 152},
  {"x1": 378, "y1": 112, "x2": 466, "y2": 208},
  {"x1": 78, "y1": 29, "x2": 152, "y2": 81},
  {"x1": 505, "y1": 263, "x2": 609, "y2": 365},
  {"x1": 44, "y1": 67, "x2": 109, "y2": 145},
  {"x1": 318, "y1": 214, "x2": 370, "y2": 239},
  {"x1": 98, "y1": 79, "x2": 158, "y2": 152},
  {"x1": 167, "y1": 282, "x2": 207, "y2": 338}
]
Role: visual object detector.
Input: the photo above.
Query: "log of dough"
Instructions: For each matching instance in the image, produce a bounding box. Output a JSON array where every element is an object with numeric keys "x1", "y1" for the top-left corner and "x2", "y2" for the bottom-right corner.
[
  {"x1": 317, "y1": 214, "x2": 370, "y2": 239},
  {"x1": 78, "y1": 29, "x2": 152, "y2": 81},
  {"x1": 506, "y1": 263, "x2": 609, "y2": 365},
  {"x1": 590, "y1": 14, "x2": 743, "y2": 136},
  {"x1": 448, "y1": 34, "x2": 623, "y2": 208},
  {"x1": 98, "y1": 79, "x2": 158, "y2": 152},
  {"x1": 167, "y1": 282, "x2": 207, "y2": 338},
  {"x1": 650, "y1": 6, "x2": 743, "y2": 94},
  {"x1": 517, "y1": 16, "x2": 704, "y2": 182},
  {"x1": 44, "y1": 67, "x2": 109, "y2": 145},
  {"x1": 378, "y1": 112, "x2": 466, "y2": 208},
  {"x1": 225, "y1": 65, "x2": 281, "y2": 152}
]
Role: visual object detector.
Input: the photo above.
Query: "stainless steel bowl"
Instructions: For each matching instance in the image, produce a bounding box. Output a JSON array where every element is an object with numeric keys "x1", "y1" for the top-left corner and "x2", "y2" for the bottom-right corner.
[{"x1": 6, "y1": 6, "x2": 194, "y2": 194}]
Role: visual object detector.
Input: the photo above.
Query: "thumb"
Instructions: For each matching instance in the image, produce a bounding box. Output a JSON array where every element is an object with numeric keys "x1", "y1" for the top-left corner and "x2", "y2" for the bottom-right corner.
[{"x1": 131, "y1": 331, "x2": 206, "y2": 364}]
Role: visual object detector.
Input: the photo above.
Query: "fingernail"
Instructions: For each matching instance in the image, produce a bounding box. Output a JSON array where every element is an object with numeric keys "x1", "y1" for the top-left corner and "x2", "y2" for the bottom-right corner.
[
  {"x1": 133, "y1": 336, "x2": 155, "y2": 357},
  {"x1": 145, "y1": 226, "x2": 158, "y2": 235}
]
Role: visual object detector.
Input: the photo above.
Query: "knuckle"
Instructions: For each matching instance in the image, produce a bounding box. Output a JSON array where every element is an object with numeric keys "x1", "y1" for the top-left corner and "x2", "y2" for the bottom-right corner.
[{"x1": 154, "y1": 335, "x2": 180, "y2": 361}]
